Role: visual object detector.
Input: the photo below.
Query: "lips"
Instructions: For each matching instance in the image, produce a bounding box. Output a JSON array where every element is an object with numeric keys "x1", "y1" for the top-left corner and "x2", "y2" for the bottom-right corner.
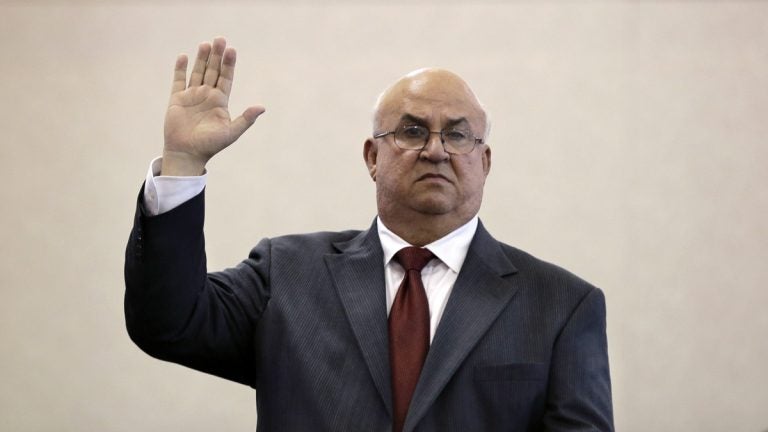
[{"x1": 417, "y1": 173, "x2": 451, "y2": 183}]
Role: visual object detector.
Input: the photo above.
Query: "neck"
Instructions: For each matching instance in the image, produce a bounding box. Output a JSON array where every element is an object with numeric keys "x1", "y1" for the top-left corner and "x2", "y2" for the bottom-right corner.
[{"x1": 379, "y1": 213, "x2": 473, "y2": 246}]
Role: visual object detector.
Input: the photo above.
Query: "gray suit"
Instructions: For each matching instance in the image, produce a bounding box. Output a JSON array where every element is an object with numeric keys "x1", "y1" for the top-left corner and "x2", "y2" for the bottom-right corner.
[{"x1": 125, "y1": 189, "x2": 613, "y2": 431}]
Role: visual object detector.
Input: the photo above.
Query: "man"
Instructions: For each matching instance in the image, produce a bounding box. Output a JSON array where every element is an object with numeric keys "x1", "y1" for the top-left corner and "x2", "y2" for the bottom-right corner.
[{"x1": 125, "y1": 37, "x2": 614, "y2": 431}]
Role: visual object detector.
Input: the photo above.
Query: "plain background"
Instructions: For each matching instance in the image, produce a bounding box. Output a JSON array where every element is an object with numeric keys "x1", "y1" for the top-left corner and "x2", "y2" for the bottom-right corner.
[{"x1": 1, "y1": 1, "x2": 766, "y2": 431}]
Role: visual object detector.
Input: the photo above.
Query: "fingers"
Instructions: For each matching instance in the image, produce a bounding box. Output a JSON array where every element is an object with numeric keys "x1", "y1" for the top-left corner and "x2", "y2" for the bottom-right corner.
[
  {"x1": 171, "y1": 54, "x2": 188, "y2": 94},
  {"x1": 189, "y1": 42, "x2": 212, "y2": 87},
  {"x1": 183, "y1": 37, "x2": 235, "y2": 92},
  {"x1": 203, "y1": 37, "x2": 226, "y2": 87},
  {"x1": 216, "y1": 47, "x2": 236, "y2": 96},
  {"x1": 231, "y1": 106, "x2": 266, "y2": 140}
]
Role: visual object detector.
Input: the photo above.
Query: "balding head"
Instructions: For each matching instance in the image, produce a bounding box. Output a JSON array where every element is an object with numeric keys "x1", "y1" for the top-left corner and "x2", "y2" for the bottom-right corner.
[{"x1": 373, "y1": 68, "x2": 488, "y2": 140}]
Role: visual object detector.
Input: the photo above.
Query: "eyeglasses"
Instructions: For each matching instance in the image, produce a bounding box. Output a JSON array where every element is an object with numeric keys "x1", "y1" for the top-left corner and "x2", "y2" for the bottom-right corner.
[{"x1": 373, "y1": 124, "x2": 484, "y2": 155}]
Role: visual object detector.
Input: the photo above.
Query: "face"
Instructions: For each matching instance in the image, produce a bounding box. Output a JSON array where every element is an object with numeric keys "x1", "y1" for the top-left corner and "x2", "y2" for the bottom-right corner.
[{"x1": 364, "y1": 69, "x2": 491, "y2": 229}]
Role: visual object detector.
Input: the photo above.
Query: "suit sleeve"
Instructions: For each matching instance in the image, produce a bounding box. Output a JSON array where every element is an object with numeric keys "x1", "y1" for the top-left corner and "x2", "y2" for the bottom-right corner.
[
  {"x1": 541, "y1": 287, "x2": 614, "y2": 431},
  {"x1": 124, "y1": 186, "x2": 271, "y2": 387}
]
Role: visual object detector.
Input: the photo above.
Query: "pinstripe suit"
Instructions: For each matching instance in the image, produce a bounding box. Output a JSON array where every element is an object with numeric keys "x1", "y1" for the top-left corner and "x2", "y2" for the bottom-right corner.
[{"x1": 125, "y1": 188, "x2": 613, "y2": 431}]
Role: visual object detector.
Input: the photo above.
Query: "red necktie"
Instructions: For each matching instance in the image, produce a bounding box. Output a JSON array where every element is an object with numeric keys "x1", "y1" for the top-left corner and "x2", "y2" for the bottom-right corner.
[{"x1": 389, "y1": 247, "x2": 435, "y2": 432}]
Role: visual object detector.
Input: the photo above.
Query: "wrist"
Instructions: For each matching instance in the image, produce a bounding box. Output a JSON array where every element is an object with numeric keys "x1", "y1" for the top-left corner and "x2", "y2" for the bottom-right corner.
[{"x1": 161, "y1": 150, "x2": 207, "y2": 176}]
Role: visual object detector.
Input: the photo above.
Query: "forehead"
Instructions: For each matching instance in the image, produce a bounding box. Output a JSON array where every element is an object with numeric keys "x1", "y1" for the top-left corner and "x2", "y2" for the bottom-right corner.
[{"x1": 376, "y1": 71, "x2": 486, "y2": 129}]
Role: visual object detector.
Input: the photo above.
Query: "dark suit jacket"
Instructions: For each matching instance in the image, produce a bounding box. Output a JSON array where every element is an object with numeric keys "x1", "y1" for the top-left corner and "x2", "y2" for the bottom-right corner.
[{"x1": 125, "y1": 189, "x2": 613, "y2": 431}]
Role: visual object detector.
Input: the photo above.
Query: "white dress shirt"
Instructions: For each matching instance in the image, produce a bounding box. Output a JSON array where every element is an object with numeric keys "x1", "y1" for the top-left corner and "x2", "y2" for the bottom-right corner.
[{"x1": 143, "y1": 157, "x2": 479, "y2": 342}]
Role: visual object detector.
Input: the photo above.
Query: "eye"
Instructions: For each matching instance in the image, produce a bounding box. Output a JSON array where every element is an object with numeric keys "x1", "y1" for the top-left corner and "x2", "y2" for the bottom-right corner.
[
  {"x1": 443, "y1": 129, "x2": 470, "y2": 141},
  {"x1": 399, "y1": 125, "x2": 428, "y2": 139}
]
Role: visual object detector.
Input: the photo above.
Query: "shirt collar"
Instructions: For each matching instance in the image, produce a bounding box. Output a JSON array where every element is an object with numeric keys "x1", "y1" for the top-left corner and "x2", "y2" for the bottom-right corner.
[{"x1": 376, "y1": 215, "x2": 479, "y2": 273}]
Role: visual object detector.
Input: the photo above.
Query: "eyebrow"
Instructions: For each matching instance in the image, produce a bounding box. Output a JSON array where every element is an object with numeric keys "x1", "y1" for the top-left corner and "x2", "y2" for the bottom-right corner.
[{"x1": 399, "y1": 114, "x2": 470, "y2": 129}]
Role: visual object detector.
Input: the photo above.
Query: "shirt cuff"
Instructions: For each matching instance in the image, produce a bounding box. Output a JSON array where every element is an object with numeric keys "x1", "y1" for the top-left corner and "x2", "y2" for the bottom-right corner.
[{"x1": 142, "y1": 157, "x2": 207, "y2": 216}]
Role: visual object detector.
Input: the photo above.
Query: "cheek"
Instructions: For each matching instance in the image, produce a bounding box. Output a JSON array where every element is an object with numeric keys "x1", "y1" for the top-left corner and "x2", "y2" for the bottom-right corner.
[
  {"x1": 377, "y1": 152, "x2": 412, "y2": 184},
  {"x1": 455, "y1": 160, "x2": 488, "y2": 194},
  {"x1": 375, "y1": 156, "x2": 406, "y2": 194}
]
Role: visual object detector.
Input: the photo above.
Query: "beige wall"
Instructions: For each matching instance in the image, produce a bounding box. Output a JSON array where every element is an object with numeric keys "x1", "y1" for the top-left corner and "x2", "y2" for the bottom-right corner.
[{"x1": 1, "y1": 1, "x2": 766, "y2": 431}]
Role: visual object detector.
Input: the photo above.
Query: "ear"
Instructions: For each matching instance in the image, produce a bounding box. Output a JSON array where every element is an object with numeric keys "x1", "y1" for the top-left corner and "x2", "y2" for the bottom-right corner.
[
  {"x1": 481, "y1": 144, "x2": 491, "y2": 176},
  {"x1": 363, "y1": 138, "x2": 378, "y2": 181}
]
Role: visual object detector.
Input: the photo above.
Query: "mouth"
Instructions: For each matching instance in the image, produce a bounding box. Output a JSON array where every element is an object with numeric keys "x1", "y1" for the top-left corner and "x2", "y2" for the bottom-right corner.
[{"x1": 417, "y1": 173, "x2": 451, "y2": 183}]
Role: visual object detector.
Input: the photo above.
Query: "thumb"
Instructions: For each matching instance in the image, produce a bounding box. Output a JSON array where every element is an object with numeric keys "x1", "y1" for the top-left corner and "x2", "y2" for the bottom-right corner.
[{"x1": 231, "y1": 105, "x2": 266, "y2": 140}]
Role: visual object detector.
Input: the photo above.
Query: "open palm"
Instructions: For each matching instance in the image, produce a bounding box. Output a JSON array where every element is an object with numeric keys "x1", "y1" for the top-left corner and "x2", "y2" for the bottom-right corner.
[{"x1": 162, "y1": 37, "x2": 264, "y2": 176}]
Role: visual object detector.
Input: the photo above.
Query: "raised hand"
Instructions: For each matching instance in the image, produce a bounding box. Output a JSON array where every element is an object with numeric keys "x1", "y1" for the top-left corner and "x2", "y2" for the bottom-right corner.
[{"x1": 162, "y1": 37, "x2": 265, "y2": 176}]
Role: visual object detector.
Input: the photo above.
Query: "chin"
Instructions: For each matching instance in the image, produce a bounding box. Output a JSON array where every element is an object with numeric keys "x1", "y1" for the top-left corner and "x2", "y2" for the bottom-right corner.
[{"x1": 410, "y1": 199, "x2": 456, "y2": 216}]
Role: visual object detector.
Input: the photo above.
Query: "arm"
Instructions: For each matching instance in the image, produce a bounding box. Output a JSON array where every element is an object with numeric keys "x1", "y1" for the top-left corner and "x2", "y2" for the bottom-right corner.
[
  {"x1": 125, "y1": 37, "x2": 267, "y2": 386},
  {"x1": 125, "y1": 187, "x2": 271, "y2": 386},
  {"x1": 542, "y1": 288, "x2": 614, "y2": 431}
]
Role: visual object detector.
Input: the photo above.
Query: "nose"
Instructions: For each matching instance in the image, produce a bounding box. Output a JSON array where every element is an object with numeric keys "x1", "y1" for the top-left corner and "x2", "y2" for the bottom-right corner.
[{"x1": 419, "y1": 132, "x2": 450, "y2": 162}]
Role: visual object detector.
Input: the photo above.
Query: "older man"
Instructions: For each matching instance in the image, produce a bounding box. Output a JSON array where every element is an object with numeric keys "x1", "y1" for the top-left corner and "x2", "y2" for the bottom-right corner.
[{"x1": 125, "y1": 37, "x2": 614, "y2": 431}]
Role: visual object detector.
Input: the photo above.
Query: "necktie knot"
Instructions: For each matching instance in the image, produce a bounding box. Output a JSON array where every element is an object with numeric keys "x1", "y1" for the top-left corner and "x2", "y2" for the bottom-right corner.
[{"x1": 395, "y1": 247, "x2": 435, "y2": 272}]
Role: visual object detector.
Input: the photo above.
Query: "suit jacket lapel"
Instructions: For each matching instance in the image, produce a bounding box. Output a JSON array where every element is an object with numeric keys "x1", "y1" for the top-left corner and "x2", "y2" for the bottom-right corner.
[
  {"x1": 404, "y1": 221, "x2": 520, "y2": 431},
  {"x1": 325, "y1": 221, "x2": 393, "y2": 416}
]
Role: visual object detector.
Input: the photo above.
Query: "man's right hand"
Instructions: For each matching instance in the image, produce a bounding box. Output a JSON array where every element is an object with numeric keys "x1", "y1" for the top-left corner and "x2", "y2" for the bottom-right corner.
[{"x1": 162, "y1": 37, "x2": 265, "y2": 176}]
